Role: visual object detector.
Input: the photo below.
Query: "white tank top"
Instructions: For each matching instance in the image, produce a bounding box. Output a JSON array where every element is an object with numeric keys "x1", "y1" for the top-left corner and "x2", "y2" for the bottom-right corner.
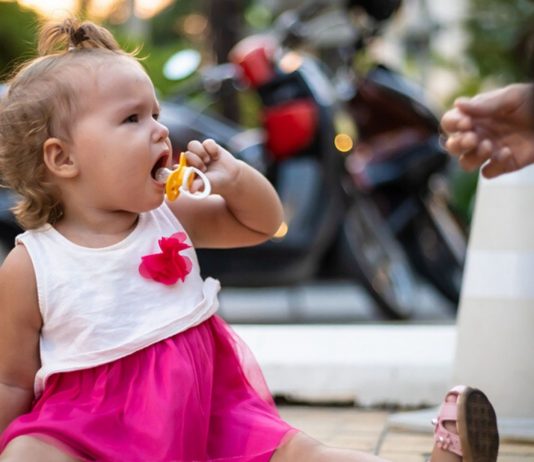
[{"x1": 16, "y1": 203, "x2": 220, "y2": 397}]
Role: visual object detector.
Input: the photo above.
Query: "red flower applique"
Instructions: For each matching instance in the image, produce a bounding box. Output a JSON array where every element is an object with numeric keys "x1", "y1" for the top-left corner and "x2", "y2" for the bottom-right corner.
[{"x1": 139, "y1": 232, "x2": 192, "y2": 285}]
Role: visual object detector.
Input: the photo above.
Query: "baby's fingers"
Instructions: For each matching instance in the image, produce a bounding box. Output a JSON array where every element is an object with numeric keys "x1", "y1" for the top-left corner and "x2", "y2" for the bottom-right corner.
[
  {"x1": 202, "y1": 138, "x2": 221, "y2": 160},
  {"x1": 183, "y1": 150, "x2": 207, "y2": 173},
  {"x1": 189, "y1": 175, "x2": 210, "y2": 194},
  {"x1": 186, "y1": 140, "x2": 211, "y2": 167}
]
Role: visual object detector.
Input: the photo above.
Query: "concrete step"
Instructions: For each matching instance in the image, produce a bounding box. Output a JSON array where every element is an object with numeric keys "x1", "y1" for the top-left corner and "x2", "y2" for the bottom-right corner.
[{"x1": 231, "y1": 323, "x2": 456, "y2": 408}]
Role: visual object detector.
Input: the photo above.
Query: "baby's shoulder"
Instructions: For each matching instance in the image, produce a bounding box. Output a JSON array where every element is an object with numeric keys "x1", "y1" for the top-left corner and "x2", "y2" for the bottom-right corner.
[
  {"x1": 1, "y1": 243, "x2": 34, "y2": 278},
  {"x1": 0, "y1": 244, "x2": 40, "y2": 326}
]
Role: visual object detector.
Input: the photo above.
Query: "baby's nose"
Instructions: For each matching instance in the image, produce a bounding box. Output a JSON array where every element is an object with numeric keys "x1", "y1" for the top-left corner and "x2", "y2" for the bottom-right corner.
[{"x1": 154, "y1": 121, "x2": 170, "y2": 142}]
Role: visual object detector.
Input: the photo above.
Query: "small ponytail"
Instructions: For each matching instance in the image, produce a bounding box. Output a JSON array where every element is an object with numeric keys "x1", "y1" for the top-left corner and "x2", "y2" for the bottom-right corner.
[{"x1": 38, "y1": 18, "x2": 122, "y2": 55}]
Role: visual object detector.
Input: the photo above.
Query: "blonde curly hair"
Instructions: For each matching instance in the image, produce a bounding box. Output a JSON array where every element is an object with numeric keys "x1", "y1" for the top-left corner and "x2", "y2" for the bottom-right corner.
[{"x1": 0, "y1": 18, "x2": 135, "y2": 229}]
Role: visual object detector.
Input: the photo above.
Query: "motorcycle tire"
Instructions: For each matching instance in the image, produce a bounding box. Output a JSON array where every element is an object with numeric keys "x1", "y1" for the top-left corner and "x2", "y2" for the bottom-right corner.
[
  {"x1": 398, "y1": 196, "x2": 466, "y2": 305},
  {"x1": 337, "y1": 196, "x2": 417, "y2": 320}
]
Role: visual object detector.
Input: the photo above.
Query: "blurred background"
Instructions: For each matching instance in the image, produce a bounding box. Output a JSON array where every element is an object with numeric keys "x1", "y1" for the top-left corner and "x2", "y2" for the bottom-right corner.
[{"x1": 1, "y1": 0, "x2": 534, "y2": 325}]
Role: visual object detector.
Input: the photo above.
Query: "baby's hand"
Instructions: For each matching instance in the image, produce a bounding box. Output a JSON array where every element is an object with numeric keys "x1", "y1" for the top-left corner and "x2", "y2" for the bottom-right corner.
[{"x1": 183, "y1": 139, "x2": 241, "y2": 195}]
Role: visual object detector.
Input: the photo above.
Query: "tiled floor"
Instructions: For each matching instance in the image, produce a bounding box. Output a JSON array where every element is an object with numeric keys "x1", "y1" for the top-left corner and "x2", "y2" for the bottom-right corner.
[{"x1": 278, "y1": 405, "x2": 534, "y2": 461}]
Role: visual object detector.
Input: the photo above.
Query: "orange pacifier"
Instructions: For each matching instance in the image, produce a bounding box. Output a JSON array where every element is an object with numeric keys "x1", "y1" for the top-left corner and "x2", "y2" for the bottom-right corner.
[{"x1": 155, "y1": 152, "x2": 211, "y2": 201}]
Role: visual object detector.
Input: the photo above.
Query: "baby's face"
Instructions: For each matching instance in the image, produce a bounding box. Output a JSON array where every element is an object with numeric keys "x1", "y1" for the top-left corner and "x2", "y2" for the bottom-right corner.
[{"x1": 66, "y1": 57, "x2": 172, "y2": 214}]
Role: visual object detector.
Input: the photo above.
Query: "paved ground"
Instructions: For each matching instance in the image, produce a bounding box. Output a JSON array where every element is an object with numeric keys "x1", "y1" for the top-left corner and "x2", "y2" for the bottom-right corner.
[{"x1": 278, "y1": 405, "x2": 534, "y2": 461}]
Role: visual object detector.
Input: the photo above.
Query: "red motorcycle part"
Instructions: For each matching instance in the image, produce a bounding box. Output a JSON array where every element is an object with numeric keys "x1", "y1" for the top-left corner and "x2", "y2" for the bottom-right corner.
[
  {"x1": 262, "y1": 99, "x2": 318, "y2": 159},
  {"x1": 229, "y1": 35, "x2": 276, "y2": 87}
]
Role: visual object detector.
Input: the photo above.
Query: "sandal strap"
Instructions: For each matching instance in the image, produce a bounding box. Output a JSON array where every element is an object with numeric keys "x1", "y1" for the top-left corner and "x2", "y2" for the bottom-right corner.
[
  {"x1": 438, "y1": 401, "x2": 458, "y2": 421},
  {"x1": 434, "y1": 422, "x2": 462, "y2": 456},
  {"x1": 432, "y1": 386, "x2": 467, "y2": 457}
]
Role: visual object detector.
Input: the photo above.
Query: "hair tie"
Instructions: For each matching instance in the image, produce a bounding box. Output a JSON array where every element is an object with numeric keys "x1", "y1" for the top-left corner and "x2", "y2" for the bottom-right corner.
[{"x1": 71, "y1": 27, "x2": 88, "y2": 47}]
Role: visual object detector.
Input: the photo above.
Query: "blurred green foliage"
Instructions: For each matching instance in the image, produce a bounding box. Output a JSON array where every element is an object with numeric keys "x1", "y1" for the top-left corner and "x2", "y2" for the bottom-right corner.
[
  {"x1": 0, "y1": 2, "x2": 39, "y2": 81},
  {"x1": 465, "y1": 0, "x2": 534, "y2": 83}
]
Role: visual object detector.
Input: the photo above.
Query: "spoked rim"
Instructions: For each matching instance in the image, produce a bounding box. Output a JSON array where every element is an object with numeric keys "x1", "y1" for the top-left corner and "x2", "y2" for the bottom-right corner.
[{"x1": 340, "y1": 198, "x2": 416, "y2": 319}]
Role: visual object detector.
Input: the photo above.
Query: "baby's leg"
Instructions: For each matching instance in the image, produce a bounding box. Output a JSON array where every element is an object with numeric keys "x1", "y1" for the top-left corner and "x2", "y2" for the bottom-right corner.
[
  {"x1": 0, "y1": 435, "x2": 79, "y2": 462},
  {"x1": 271, "y1": 431, "x2": 387, "y2": 462}
]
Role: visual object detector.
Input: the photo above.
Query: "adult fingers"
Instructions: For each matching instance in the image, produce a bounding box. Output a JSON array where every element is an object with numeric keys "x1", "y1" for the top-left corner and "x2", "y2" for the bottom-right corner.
[
  {"x1": 455, "y1": 138, "x2": 494, "y2": 171},
  {"x1": 440, "y1": 107, "x2": 472, "y2": 134},
  {"x1": 445, "y1": 131, "x2": 479, "y2": 156},
  {"x1": 454, "y1": 87, "x2": 510, "y2": 117},
  {"x1": 458, "y1": 151, "x2": 484, "y2": 171},
  {"x1": 480, "y1": 147, "x2": 515, "y2": 178}
]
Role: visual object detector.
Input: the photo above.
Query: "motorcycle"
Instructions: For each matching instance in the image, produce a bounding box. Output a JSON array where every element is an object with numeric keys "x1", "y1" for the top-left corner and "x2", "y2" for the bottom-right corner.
[
  {"x1": 159, "y1": 6, "x2": 418, "y2": 319},
  {"x1": 346, "y1": 65, "x2": 467, "y2": 303},
  {"x1": 266, "y1": 0, "x2": 467, "y2": 304}
]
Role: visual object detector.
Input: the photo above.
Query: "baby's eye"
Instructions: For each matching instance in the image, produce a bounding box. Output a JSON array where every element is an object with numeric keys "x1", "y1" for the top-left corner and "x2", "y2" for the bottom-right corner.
[
  {"x1": 153, "y1": 113, "x2": 160, "y2": 121},
  {"x1": 124, "y1": 114, "x2": 139, "y2": 123}
]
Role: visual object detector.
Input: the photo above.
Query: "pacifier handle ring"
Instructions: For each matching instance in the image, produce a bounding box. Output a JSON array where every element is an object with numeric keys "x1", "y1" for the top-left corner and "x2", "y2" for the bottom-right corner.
[{"x1": 180, "y1": 166, "x2": 211, "y2": 200}]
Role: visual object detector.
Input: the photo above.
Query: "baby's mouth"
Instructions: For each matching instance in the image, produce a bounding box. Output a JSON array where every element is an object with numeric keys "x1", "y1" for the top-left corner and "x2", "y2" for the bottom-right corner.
[{"x1": 151, "y1": 154, "x2": 169, "y2": 181}]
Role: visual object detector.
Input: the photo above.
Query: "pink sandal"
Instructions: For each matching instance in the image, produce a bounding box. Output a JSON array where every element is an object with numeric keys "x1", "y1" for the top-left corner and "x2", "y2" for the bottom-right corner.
[{"x1": 433, "y1": 385, "x2": 499, "y2": 462}]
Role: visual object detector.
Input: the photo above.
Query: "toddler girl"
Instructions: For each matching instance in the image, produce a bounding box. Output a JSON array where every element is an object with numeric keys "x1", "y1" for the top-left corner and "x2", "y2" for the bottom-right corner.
[{"x1": 0, "y1": 18, "x2": 498, "y2": 462}]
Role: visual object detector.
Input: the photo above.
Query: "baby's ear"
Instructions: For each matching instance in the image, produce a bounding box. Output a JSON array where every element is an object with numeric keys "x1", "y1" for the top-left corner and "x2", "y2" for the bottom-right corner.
[{"x1": 43, "y1": 137, "x2": 78, "y2": 178}]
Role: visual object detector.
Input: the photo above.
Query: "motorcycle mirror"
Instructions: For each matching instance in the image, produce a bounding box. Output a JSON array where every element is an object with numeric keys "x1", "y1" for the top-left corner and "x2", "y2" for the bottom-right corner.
[{"x1": 163, "y1": 49, "x2": 202, "y2": 81}]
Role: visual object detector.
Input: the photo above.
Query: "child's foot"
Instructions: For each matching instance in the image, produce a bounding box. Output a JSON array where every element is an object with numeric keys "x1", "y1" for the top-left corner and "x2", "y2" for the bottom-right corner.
[{"x1": 431, "y1": 385, "x2": 499, "y2": 462}]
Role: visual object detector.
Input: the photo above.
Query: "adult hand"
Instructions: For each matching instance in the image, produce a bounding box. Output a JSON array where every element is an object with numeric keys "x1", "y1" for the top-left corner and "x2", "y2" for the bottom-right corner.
[{"x1": 440, "y1": 83, "x2": 534, "y2": 178}]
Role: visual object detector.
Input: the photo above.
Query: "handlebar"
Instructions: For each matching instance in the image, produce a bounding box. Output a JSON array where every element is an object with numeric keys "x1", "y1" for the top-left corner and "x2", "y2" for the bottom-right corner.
[{"x1": 272, "y1": 0, "x2": 396, "y2": 51}]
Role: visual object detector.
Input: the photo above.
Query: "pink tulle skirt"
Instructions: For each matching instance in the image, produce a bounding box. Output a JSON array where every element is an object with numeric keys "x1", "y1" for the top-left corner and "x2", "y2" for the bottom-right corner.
[{"x1": 0, "y1": 315, "x2": 296, "y2": 461}]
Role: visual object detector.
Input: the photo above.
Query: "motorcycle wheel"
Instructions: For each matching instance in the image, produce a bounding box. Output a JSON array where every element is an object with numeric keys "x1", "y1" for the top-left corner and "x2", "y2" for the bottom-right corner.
[
  {"x1": 399, "y1": 196, "x2": 466, "y2": 305},
  {"x1": 337, "y1": 196, "x2": 417, "y2": 319}
]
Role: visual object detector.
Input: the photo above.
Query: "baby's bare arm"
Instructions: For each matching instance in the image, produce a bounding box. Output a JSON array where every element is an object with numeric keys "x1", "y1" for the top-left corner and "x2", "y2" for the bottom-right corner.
[
  {"x1": 0, "y1": 245, "x2": 41, "y2": 434},
  {"x1": 171, "y1": 139, "x2": 284, "y2": 249}
]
